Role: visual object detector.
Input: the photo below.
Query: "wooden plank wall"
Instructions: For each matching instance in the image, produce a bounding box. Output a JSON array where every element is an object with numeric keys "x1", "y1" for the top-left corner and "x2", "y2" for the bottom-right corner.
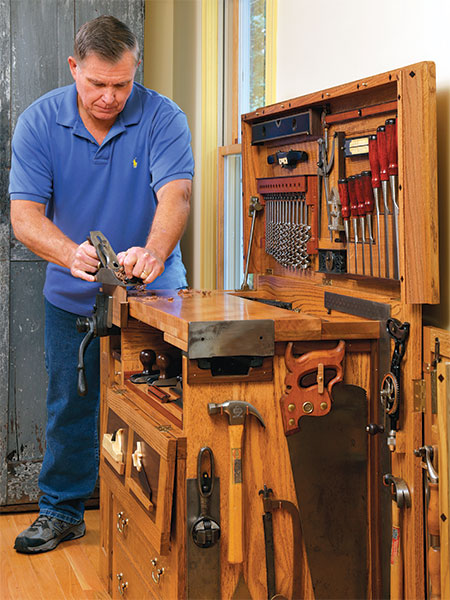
[{"x1": 0, "y1": 0, "x2": 144, "y2": 509}]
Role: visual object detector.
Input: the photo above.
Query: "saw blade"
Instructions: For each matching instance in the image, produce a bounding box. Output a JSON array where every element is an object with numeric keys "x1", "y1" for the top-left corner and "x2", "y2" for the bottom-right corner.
[{"x1": 286, "y1": 382, "x2": 368, "y2": 599}]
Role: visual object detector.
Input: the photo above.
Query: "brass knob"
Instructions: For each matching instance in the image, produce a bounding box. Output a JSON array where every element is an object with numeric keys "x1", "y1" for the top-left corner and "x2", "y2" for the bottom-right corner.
[
  {"x1": 288, "y1": 403, "x2": 296, "y2": 412},
  {"x1": 320, "y1": 402, "x2": 328, "y2": 411},
  {"x1": 151, "y1": 558, "x2": 165, "y2": 584},
  {"x1": 116, "y1": 573, "x2": 128, "y2": 595},
  {"x1": 116, "y1": 511, "x2": 128, "y2": 534}
]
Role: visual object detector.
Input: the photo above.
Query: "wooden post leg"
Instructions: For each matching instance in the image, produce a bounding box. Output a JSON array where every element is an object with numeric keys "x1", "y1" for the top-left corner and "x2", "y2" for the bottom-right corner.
[{"x1": 228, "y1": 424, "x2": 244, "y2": 564}]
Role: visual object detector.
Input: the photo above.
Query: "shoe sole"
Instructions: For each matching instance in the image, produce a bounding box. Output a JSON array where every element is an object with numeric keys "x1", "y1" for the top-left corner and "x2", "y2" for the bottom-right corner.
[{"x1": 14, "y1": 522, "x2": 86, "y2": 554}]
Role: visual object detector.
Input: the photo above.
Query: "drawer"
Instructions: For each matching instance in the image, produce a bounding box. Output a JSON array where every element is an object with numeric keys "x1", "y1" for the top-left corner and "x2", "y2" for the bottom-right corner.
[
  {"x1": 112, "y1": 537, "x2": 155, "y2": 600},
  {"x1": 113, "y1": 497, "x2": 178, "y2": 600},
  {"x1": 103, "y1": 386, "x2": 185, "y2": 555}
]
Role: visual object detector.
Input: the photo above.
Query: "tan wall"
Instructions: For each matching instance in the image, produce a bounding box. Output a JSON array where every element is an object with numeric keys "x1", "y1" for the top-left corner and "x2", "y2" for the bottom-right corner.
[
  {"x1": 276, "y1": 0, "x2": 450, "y2": 330},
  {"x1": 144, "y1": 0, "x2": 202, "y2": 288}
]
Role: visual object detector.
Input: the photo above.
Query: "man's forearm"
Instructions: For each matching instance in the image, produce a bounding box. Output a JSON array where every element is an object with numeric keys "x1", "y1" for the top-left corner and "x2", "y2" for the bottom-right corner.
[
  {"x1": 145, "y1": 179, "x2": 191, "y2": 263},
  {"x1": 11, "y1": 200, "x2": 77, "y2": 267}
]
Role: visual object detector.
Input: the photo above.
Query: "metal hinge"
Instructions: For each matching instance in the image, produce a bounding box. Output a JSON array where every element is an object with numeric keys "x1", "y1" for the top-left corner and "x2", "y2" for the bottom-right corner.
[{"x1": 413, "y1": 379, "x2": 426, "y2": 412}]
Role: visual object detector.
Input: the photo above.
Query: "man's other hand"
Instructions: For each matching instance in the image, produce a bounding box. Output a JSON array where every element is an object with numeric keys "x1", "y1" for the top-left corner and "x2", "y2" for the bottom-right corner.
[
  {"x1": 70, "y1": 240, "x2": 101, "y2": 282},
  {"x1": 117, "y1": 247, "x2": 164, "y2": 283}
]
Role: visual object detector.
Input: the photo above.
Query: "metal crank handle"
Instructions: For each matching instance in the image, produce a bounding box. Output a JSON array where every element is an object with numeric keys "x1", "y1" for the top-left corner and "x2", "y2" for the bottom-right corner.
[{"x1": 76, "y1": 317, "x2": 95, "y2": 396}]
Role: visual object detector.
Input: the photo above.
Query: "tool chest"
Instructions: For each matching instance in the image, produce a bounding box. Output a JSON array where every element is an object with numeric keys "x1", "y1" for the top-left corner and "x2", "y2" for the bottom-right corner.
[{"x1": 95, "y1": 61, "x2": 448, "y2": 599}]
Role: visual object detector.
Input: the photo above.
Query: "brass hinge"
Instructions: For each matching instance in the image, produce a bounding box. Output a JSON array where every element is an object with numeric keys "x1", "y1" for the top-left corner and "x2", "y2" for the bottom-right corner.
[{"x1": 413, "y1": 379, "x2": 426, "y2": 412}]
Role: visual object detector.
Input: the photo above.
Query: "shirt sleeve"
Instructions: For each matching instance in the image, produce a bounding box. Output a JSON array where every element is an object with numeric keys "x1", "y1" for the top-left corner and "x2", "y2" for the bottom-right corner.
[
  {"x1": 149, "y1": 108, "x2": 195, "y2": 194},
  {"x1": 9, "y1": 113, "x2": 53, "y2": 203}
]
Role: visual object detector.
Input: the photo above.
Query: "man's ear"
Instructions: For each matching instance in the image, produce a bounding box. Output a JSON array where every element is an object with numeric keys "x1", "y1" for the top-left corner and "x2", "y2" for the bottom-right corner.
[{"x1": 68, "y1": 56, "x2": 78, "y2": 80}]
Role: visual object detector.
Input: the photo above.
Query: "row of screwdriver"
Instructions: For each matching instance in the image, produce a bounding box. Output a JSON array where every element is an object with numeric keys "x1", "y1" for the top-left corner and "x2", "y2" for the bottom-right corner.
[{"x1": 337, "y1": 118, "x2": 399, "y2": 279}]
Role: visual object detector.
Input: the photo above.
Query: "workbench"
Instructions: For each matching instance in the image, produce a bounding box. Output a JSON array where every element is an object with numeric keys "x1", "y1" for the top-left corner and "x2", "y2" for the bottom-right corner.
[{"x1": 94, "y1": 61, "x2": 448, "y2": 599}]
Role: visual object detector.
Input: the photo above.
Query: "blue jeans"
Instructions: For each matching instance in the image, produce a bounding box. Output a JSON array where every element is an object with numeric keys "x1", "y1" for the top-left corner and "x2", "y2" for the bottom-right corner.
[{"x1": 38, "y1": 299, "x2": 100, "y2": 524}]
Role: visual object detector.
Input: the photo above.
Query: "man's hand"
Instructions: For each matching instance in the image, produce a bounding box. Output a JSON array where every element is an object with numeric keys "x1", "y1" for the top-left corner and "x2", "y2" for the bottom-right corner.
[
  {"x1": 117, "y1": 247, "x2": 165, "y2": 283},
  {"x1": 70, "y1": 240, "x2": 101, "y2": 282}
]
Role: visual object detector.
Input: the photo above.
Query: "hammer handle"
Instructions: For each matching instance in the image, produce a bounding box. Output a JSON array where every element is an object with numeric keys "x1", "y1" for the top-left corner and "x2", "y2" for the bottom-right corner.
[
  {"x1": 228, "y1": 424, "x2": 244, "y2": 564},
  {"x1": 390, "y1": 501, "x2": 403, "y2": 600}
]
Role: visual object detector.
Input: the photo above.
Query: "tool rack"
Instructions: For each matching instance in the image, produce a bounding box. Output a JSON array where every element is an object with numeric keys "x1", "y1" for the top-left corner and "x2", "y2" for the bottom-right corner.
[{"x1": 97, "y1": 62, "x2": 448, "y2": 599}]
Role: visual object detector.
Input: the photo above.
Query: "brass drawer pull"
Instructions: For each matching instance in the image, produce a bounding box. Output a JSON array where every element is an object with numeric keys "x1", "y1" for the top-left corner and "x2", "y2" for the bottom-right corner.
[
  {"x1": 116, "y1": 511, "x2": 129, "y2": 533},
  {"x1": 116, "y1": 573, "x2": 128, "y2": 595},
  {"x1": 151, "y1": 558, "x2": 165, "y2": 584}
]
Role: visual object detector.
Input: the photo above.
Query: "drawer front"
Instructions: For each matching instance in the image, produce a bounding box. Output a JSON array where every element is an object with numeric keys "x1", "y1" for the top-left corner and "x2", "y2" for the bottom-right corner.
[
  {"x1": 112, "y1": 538, "x2": 155, "y2": 600},
  {"x1": 113, "y1": 497, "x2": 178, "y2": 600}
]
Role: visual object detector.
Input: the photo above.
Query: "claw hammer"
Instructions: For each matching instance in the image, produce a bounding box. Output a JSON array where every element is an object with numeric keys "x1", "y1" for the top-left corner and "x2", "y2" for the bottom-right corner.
[{"x1": 208, "y1": 400, "x2": 266, "y2": 563}]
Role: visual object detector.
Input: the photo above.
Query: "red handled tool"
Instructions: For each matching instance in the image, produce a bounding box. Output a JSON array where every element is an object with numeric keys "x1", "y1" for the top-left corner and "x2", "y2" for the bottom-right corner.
[
  {"x1": 347, "y1": 175, "x2": 359, "y2": 274},
  {"x1": 368, "y1": 135, "x2": 383, "y2": 278},
  {"x1": 377, "y1": 125, "x2": 391, "y2": 278},
  {"x1": 355, "y1": 175, "x2": 366, "y2": 275},
  {"x1": 386, "y1": 118, "x2": 400, "y2": 279},
  {"x1": 360, "y1": 171, "x2": 375, "y2": 276},
  {"x1": 338, "y1": 178, "x2": 351, "y2": 248}
]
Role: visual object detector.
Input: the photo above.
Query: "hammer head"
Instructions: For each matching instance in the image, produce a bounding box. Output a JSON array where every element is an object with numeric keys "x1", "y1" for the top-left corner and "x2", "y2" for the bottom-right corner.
[{"x1": 208, "y1": 400, "x2": 265, "y2": 427}]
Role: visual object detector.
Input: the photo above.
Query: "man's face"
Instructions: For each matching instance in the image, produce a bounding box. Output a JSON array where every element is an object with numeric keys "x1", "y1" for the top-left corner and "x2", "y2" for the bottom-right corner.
[{"x1": 68, "y1": 51, "x2": 138, "y2": 124}]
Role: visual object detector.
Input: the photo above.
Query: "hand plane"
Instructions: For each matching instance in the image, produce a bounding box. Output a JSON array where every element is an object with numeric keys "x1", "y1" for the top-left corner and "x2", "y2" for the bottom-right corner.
[{"x1": 89, "y1": 231, "x2": 143, "y2": 287}]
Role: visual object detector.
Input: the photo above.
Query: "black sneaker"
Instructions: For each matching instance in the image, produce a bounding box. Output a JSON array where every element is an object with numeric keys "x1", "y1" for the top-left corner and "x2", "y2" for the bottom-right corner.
[{"x1": 14, "y1": 514, "x2": 86, "y2": 554}]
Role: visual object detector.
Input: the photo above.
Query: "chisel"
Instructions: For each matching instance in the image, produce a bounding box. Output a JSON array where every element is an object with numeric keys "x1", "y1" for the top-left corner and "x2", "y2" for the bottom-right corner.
[
  {"x1": 386, "y1": 118, "x2": 400, "y2": 279},
  {"x1": 338, "y1": 178, "x2": 351, "y2": 247},
  {"x1": 377, "y1": 125, "x2": 391, "y2": 278},
  {"x1": 347, "y1": 175, "x2": 359, "y2": 274},
  {"x1": 355, "y1": 175, "x2": 366, "y2": 275},
  {"x1": 360, "y1": 171, "x2": 375, "y2": 276},
  {"x1": 368, "y1": 135, "x2": 383, "y2": 277}
]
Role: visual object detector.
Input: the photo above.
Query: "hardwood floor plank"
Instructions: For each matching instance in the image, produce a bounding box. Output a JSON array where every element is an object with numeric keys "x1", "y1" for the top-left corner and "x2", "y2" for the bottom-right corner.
[{"x1": 0, "y1": 510, "x2": 109, "y2": 600}]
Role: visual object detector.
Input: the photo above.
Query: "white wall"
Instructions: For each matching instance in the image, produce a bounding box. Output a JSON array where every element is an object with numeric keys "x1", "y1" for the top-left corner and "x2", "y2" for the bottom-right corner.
[{"x1": 276, "y1": 0, "x2": 450, "y2": 329}]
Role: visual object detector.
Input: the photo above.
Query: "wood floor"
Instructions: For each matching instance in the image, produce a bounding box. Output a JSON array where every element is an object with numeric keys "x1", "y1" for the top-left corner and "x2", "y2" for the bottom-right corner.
[{"x1": 1, "y1": 509, "x2": 110, "y2": 600}]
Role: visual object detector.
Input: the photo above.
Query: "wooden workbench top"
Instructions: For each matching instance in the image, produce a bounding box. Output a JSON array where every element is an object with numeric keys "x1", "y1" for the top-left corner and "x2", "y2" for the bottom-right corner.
[{"x1": 123, "y1": 290, "x2": 379, "y2": 352}]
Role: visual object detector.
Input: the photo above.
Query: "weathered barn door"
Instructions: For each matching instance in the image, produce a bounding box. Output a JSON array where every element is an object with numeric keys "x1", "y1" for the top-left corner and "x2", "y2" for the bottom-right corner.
[{"x1": 0, "y1": 0, "x2": 144, "y2": 510}]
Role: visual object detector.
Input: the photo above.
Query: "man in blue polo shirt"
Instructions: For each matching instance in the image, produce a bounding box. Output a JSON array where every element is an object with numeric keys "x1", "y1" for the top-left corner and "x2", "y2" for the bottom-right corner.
[{"x1": 9, "y1": 15, "x2": 194, "y2": 553}]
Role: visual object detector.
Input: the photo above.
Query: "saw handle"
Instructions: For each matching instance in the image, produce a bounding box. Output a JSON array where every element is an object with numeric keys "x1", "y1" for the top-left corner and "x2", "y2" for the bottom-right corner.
[{"x1": 228, "y1": 424, "x2": 244, "y2": 564}]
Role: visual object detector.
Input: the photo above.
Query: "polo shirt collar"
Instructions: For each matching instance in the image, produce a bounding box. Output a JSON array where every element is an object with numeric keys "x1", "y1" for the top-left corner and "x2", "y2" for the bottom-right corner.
[{"x1": 56, "y1": 82, "x2": 143, "y2": 129}]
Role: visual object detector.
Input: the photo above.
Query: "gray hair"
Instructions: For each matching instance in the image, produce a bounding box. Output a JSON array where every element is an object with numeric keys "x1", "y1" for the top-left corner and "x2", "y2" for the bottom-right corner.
[{"x1": 74, "y1": 15, "x2": 140, "y2": 64}]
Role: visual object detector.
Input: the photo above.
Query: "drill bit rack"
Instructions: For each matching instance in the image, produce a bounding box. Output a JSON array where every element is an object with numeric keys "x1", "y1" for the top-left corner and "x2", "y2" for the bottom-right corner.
[{"x1": 257, "y1": 176, "x2": 318, "y2": 271}]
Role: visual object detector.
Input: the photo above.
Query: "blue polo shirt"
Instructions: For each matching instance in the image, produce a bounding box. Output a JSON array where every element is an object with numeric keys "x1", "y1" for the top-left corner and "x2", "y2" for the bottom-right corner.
[{"x1": 9, "y1": 83, "x2": 194, "y2": 316}]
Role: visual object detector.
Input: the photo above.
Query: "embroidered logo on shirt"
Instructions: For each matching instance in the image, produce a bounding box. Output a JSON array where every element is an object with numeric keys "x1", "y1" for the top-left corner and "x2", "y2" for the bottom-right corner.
[{"x1": 132, "y1": 158, "x2": 138, "y2": 168}]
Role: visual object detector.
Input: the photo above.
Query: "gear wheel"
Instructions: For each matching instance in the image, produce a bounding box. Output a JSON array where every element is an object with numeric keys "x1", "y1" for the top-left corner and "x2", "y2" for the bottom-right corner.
[{"x1": 380, "y1": 372, "x2": 400, "y2": 415}]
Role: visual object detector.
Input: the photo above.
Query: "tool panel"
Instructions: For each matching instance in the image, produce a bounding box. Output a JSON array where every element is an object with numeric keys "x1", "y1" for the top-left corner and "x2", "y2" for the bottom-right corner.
[{"x1": 241, "y1": 61, "x2": 438, "y2": 305}]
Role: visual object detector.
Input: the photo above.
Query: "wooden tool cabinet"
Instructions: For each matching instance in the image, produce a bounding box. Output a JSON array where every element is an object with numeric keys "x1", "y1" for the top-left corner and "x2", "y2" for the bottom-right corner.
[{"x1": 98, "y1": 62, "x2": 448, "y2": 599}]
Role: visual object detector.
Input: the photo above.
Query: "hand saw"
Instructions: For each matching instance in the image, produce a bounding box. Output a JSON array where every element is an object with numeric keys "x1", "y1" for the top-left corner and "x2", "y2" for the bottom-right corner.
[
  {"x1": 280, "y1": 342, "x2": 369, "y2": 599},
  {"x1": 89, "y1": 231, "x2": 143, "y2": 287}
]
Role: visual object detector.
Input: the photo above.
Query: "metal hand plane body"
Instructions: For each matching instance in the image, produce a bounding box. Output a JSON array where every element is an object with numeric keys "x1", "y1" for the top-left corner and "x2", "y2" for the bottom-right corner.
[{"x1": 89, "y1": 231, "x2": 143, "y2": 287}]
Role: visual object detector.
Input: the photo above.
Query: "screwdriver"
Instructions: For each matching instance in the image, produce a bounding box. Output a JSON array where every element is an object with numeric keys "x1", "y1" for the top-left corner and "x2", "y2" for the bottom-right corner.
[
  {"x1": 377, "y1": 125, "x2": 391, "y2": 278},
  {"x1": 355, "y1": 175, "x2": 366, "y2": 275},
  {"x1": 338, "y1": 178, "x2": 351, "y2": 248},
  {"x1": 360, "y1": 171, "x2": 375, "y2": 276},
  {"x1": 386, "y1": 118, "x2": 400, "y2": 279},
  {"x1": 368, "y1": 135, "x2": 382, "y2": 278},
  {"x1": 347, "y1": 175, "x2": 359, "y2": 274}
]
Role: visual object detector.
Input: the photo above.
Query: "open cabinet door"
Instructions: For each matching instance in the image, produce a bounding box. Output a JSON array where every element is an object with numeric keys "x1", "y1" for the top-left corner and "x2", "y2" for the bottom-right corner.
[{"x1": 422, "y1": 327, "x2": 450, "y2": 599}]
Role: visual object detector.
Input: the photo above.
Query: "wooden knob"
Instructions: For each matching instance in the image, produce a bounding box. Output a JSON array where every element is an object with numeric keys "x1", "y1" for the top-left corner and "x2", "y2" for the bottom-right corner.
[
  {"x1": 156, "y1": 354, "x2": 171, "y2": 379},
  {"x1": 140, "y1": 349, "x2": 156, "y2": 375}
]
